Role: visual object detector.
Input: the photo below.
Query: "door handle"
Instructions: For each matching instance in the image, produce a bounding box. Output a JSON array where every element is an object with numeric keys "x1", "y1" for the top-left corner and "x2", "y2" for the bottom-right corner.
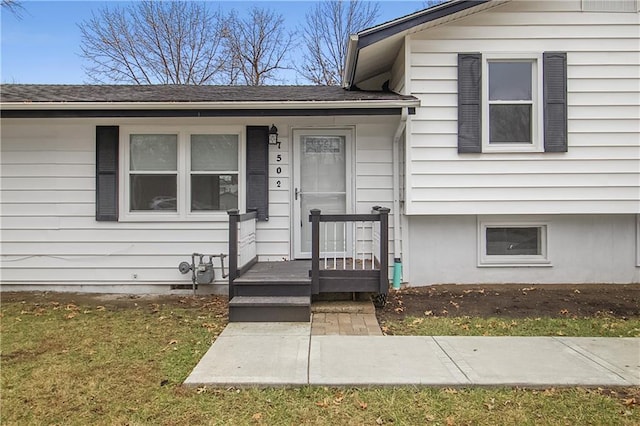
[{"x1": 295, "y1": 188, "x2": 299, "y2": 200}]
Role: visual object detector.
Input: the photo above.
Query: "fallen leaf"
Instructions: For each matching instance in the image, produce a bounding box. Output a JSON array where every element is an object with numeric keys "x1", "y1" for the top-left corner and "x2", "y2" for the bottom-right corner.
[
  {"x1": 376, "y1": 416, "x2": 384, "y2": 425},
  {"x1": 560, "y1": 309, "x2": 569, "y2": 315},
  {"x1": 316, "y1": 399, "x2": 329, "y2": 408},
  {"x1": 443, "y1": 388, "x2": 458, "y2": 394},
  {"x1": 65, "y1": 312, "x2": 77, "y2": 319},
  {"x1": 252, "y1": 412, "x2": 262, "y2": 420},
  {"x1": 573, "y1": 289, "x2": 581, "y2": 294},
  {"x1": 424, "y1": 310, "x2": 433, "y2": 316},
  {"x1": 622, "y1": 398, "x2": 636, "y2": 406},
  {"x1": 449, "y1": 301, "x2": 460, "y2": 309},
  {"x1": 358, "y1": 401, "x2": 368, "y2": 410},
  {"x1": 196, "y1": 386, "x2": 207, "y2": 394},
  {"x1": 96, "y1": 306, "x2": 106, "y2": 311},
  {"x1": 446, "y1": 416, "x2": 455, "y2": 426},
  {"x1": 412, "y1": 318, "x2": 424, "y2": 325}
]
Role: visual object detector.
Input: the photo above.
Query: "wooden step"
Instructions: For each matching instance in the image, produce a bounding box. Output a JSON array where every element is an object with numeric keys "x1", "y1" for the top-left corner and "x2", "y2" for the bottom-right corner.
[
  {"x1": 229, "y1": 296, "x2": 311, "y2": 322},
  {"x1": 233, "y1": 280, "x2": 311, "y2": 297}
]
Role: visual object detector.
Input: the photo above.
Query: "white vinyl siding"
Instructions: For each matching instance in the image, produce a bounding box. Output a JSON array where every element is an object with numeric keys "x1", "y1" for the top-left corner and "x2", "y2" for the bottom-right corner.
[
  {"x1": 406, "y1": 0, "x2": 640, "y2": 215},
  {"x1": 0, "y1": 115, "x2": 400, "y2": 291}
]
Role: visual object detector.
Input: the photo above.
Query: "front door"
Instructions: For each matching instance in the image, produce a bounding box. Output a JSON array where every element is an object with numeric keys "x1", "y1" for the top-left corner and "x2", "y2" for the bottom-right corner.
[{"x1": 292, "y1": 129, "x2": 352, "y2": 259}]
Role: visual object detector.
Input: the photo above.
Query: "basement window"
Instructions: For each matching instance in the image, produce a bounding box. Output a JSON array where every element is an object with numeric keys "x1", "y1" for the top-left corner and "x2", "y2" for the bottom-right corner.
[{"x1": 479, "y1": 221, "x2": 550, "y2": 266}]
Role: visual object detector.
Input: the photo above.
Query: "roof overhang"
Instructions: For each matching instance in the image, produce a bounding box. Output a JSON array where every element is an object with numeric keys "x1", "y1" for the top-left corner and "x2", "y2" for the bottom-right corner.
[
  {"x1": 1, "y1": 99, "x2": 419, "y2": 111},
  {"x1": 344, "y1": 0, "x2": 508, "y2": 90},
  {"x1": 1, "y1": 99, "x2": 419, "y2": 118}
]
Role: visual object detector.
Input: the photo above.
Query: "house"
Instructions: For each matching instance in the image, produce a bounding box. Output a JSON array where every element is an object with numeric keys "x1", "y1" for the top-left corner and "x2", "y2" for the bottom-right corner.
[{"x1": 1, "y1": 0, "x2": 639, "y2": 302}]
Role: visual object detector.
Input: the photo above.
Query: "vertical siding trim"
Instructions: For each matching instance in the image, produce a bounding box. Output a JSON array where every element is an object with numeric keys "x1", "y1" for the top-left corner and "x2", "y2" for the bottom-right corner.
[
  {"x1": 458, "y1": 53, "x2": 482, "y2": 153},
  {"x1": 95, "y1": 126, "x2": 119, "y2": 222},
  {"x1": 246, "y1": 126, "x2": 270, "y2": 221},
  {"x1": 543, "y1": 52, "x2": 568, "y2": 152}
]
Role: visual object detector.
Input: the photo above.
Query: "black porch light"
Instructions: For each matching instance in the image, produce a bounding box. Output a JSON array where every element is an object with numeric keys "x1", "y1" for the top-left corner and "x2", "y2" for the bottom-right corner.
[{"x1": 268, "y1": 124, "x2": 279, "y2": 145}]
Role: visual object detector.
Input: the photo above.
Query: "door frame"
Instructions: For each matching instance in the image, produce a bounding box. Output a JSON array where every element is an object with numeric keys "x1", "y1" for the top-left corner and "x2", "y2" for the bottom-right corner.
[{"x1": 291, "y1": 127, "x2": 355, "y2": 259}]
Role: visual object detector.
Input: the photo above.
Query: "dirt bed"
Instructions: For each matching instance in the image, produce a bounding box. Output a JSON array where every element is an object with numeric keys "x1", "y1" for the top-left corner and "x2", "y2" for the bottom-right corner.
[
  {"x1": 2, "y1": 283, "x2": 639, "y2": 322},
  {"x1": 377, "y1": 284, "x2": 640, "y2": 323}
]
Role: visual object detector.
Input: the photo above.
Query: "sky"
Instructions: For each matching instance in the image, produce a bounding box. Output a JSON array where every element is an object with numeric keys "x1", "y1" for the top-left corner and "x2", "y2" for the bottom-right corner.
[{"x1": 1, "y1": 0, "x2": 428, "y2": 84}]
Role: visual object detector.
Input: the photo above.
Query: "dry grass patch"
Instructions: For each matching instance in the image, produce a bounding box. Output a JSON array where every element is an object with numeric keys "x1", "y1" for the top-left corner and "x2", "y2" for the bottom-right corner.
[{"x1": 1, "y1": 293, "x2": 638, "y2": 425}]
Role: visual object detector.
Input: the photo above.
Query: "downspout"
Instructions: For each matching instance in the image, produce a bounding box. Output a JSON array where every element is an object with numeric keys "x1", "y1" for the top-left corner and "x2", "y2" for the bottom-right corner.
[{"x1": 392, "y1": 107, "x2": 408, "y2": 289}]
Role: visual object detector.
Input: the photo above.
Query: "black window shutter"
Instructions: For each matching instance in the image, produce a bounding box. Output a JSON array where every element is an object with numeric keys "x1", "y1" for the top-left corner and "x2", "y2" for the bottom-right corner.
[
  {"x1": 246, "y1": 126, "x2": 269, "y2": 221},
  {"x1": 458, "y1": 53, "x2": 482, "y2": 153},
  {"x1": 95, "y1": 126, "x2": 119, "y2": 221},
  {"x1": 543, "y1": 52, "x2": 568, "y2": 152}
]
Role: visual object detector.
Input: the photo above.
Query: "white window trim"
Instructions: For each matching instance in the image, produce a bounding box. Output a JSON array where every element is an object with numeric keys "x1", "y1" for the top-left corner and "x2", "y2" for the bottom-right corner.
[
  {"x1": 477, "y1": 218, "x2": 551, "y2": 267},
  {"x1": 119, "y1": 125, "x2": 245, "y2": 222},
  {"x1": 482, "y1": 53, "x2": 544, "y2": 153}
]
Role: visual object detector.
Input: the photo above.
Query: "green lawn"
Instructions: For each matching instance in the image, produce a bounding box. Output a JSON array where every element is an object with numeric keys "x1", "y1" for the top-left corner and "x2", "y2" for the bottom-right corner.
[
  {"x1": 381, "y1": 315, "x2": 640, "y2": 337},
  {"x1": 1, "y1": 296, "x2": 638, "y2": 425}
]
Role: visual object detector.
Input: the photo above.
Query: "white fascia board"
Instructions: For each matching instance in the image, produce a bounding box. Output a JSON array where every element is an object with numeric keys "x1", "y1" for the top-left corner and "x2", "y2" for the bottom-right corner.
[
  {"x1": 343, "y1": 35, "x2": 360, "y2": 88},
  {"x1": 0, "y1": 99, "x2": 420, "y2": 110}
]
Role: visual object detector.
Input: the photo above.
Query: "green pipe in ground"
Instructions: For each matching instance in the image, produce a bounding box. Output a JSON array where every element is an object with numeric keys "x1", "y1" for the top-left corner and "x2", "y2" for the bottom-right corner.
[{"x1": 392, "y1": 258, "x2": 402, "y2": 290}]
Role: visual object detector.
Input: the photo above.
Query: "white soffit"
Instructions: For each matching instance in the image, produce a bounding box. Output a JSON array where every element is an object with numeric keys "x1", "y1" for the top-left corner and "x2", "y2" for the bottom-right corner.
[{"x1": 351, "y1": 0, "x2": 510, "y2": 88}]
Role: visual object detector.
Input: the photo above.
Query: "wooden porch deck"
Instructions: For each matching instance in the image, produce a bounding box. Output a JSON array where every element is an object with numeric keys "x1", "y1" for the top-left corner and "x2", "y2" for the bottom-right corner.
[
  {"x1": 227, "y1": 208, "x2": 389, "y2": 322},
  {"x1": 234, "y1": 260, "x2": 311, "y2": 283}
]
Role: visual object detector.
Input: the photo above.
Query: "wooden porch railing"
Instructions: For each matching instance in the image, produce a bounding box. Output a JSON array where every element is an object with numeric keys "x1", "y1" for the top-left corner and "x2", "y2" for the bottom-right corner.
[
  {"x1": 227, "y1": 209, "x2": 258, "y2": 299},
  {"x1": 310, "y1": 207, "x2": 390, "y2": 295}
]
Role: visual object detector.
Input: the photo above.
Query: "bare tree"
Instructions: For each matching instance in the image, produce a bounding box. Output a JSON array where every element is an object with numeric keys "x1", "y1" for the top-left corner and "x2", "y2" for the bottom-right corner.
[
  {"x1": 78, "y1": 1, "x2": 227, "y2": 84},
  {"x1": 1, "y1": 0, "x2": 25, "y2": 19},
  {"x1": 224, "y1": 7, "x2": 295, "y2": 86},
  {"x1": 299, "y1": 0, "x2": 379, "y2": 86}
]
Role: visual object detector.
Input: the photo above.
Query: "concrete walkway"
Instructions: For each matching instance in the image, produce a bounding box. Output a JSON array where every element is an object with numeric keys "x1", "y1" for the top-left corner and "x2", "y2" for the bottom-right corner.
[{"x1": 184, "y1": 322, "x2": 640, "y2": 388}]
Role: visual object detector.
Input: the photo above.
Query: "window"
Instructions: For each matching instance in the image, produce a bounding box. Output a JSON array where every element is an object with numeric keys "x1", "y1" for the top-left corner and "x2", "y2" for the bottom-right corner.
[
  {"x1": 478, "y1": 220, "x2": 550, "y2": 266},
  {"x1": 190, "y1": 135, "x2": 239, "y2": 212},
  {"x1": 129, "y1": 134, "x2": 178, "y2": 211},
  {"x1": 483, "y1": 55, "x2": 543, "y2": 152},
  {"x1": 458, "y1": 52, "x2": 567, "y2": 153},
  {"x1": 121, "y1": 126, "x2": 241, "y2": 220}
]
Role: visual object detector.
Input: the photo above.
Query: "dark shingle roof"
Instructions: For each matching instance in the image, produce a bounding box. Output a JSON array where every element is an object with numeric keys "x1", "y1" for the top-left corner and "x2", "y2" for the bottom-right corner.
[{"x1": 1, "y1": 84, "x2": 417, "y2": 104}]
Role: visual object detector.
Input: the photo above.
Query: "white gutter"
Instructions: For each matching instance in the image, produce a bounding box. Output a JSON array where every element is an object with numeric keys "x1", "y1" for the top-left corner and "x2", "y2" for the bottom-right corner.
[
  {"x1": 392, "y1": 107, "x2": 408, "y2": 261},
  {"x1": 0, "y1": 99, "x2": 419, "y2": 111}
]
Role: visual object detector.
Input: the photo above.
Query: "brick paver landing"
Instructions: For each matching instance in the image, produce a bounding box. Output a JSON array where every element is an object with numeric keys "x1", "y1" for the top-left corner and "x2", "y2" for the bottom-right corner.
[{"x1": 311, "y1": 301, "x2": 383, "y2": 336}]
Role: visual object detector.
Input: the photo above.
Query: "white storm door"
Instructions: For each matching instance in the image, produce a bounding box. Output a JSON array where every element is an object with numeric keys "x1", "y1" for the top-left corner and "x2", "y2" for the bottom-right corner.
[{"x1": 293, "y1": 129, "x2": 351, "y2": 259}]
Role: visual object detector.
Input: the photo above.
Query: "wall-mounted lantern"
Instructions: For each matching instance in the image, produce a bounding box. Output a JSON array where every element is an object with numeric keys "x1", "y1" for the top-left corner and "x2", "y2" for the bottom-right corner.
[{"x1": 268, "y1": 124, "x2": 279, "y2": 146}]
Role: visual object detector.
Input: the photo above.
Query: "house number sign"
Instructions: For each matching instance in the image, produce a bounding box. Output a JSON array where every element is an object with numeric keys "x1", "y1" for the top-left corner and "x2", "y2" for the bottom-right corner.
[
  {"x1": 275, "y1": 147, "x2": 282, "y2": 188},
  {"x1": 305, "y1": 137, "x2": 342, "y2": 153}
]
